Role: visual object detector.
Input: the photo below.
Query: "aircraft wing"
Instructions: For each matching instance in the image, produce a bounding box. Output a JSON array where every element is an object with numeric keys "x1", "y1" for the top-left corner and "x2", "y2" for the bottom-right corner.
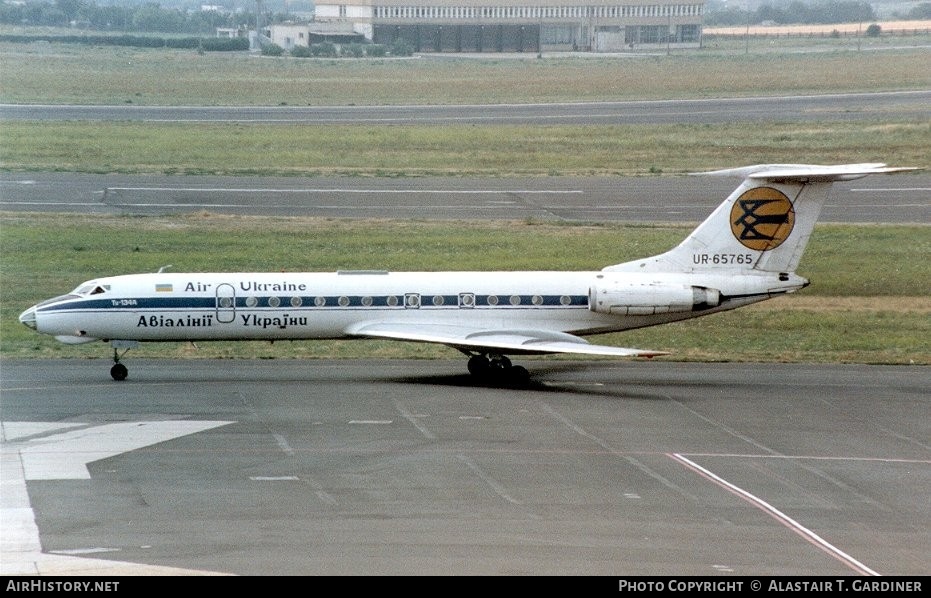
[{"x1": 345, "y1": 322, "x2": 668, "y2": 358}]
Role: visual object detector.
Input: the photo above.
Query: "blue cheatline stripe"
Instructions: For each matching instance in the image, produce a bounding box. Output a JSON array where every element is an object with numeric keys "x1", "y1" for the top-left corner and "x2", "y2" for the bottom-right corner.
[
  {"x1": 37, "y1": 294, "x2": 591, "y2": 313},
  {"x1": 38, "y1": 297, "x2": 215, "y2": 313}
]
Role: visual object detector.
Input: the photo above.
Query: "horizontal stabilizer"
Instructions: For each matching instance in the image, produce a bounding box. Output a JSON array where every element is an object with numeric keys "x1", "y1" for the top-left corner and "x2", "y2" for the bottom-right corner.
[{"x1": 694, "y1": 163, "x2": 920, "y2": 182}]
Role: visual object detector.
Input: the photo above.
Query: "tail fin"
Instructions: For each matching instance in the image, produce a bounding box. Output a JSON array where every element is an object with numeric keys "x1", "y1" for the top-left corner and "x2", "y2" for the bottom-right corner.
[{"x1": 605, "y1": 164, "x2": 917, "y2": 275}]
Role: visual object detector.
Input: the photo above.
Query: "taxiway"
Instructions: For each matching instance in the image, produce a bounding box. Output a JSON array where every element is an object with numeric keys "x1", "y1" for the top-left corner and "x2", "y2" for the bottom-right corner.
[{"x1": 2, "y1": 359, "x2": 928, "y2": 575}]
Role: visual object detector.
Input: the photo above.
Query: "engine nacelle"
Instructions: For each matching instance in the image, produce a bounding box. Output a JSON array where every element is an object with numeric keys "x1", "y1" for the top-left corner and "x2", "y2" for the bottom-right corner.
[{"x1": 589, "y1": 280, "x2": 721, "y2": 316}]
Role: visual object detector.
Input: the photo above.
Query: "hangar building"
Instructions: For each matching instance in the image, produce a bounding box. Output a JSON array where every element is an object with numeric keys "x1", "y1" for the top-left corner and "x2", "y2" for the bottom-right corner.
[{"x1": 300, "y1": 1, "x2": 705, "y2": 52}]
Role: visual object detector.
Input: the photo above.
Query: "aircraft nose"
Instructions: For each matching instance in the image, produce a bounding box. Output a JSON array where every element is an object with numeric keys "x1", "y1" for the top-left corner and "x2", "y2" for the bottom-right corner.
[{"x1": 19, "y1": 306, "x2": 37, "y2": 330}]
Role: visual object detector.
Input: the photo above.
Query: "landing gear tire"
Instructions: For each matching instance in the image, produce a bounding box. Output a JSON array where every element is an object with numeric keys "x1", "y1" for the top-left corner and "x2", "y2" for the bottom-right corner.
[
  {"x1": 466, "y1": 354, "x2": 530, "y2": 386},
  {"x1": 110, "y1": 363, "x2": 128, "y2": 381},
  {"x1": 508, "y1": 365, "x2": 530, "y2": 386},
  {"x1": 468, "y1": 355, "x2": 490, "y2": 376},
  {"x1": 488, "y1": 355, "x2": 512, "y2": 372}
]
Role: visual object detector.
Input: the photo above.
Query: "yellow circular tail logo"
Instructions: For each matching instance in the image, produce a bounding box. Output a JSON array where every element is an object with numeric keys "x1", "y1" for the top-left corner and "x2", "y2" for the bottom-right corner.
[{"x1": 730, "y1": 187, "x2": 795, "y2": 251}]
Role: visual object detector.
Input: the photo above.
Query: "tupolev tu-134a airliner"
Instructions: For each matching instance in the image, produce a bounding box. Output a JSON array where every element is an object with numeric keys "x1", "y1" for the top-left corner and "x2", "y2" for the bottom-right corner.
[{"x1": 19, "y1": 163, "x2": 917, "y2": 382}]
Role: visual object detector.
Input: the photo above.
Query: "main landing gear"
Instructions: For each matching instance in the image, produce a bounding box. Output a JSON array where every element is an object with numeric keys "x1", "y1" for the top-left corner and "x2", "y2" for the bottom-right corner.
[{"x1": 465, "y1": 353, "x2": 530, "y2": 386}]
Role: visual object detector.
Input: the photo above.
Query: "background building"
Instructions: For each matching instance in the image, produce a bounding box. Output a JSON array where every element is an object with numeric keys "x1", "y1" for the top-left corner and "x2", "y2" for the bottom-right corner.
[
  {"x1": 268, "y1": 20, "x2": 365, "y2": 49},
  {"x1": 310, "y1": 1, "x2": 705, "y2": 52}
]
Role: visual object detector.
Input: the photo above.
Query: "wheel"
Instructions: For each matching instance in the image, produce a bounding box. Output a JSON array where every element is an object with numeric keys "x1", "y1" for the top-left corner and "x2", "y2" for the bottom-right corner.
[
  {"x1": 488, "y1": 355, "x2": 512, "y2": 371},
  {"x1": 110, "y1": 363, "x2": 128, "y2": 381},
  {"x1": 467, "y1": 355, "x2": 490, "y2": 376},
  {"x1": 508, "y1": 365, "x2": 530, "y2": 386}
]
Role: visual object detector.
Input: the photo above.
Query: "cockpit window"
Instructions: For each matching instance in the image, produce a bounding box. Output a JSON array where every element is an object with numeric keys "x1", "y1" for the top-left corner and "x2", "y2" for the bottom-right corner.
[{"x1": 74, "y1": 283, "x2": 110, "y2": 296}]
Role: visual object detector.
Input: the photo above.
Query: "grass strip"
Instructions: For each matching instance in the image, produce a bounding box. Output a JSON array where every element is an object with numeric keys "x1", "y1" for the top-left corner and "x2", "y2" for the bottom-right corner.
[{"x1": 2, "y1": 121, "x2": 928, "y2": 176}]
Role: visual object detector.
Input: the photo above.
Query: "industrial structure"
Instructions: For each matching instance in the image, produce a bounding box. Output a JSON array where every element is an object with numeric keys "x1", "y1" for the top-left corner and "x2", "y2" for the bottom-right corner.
[{"x1": 269, "y1": 1, "x2": 705, "y2": 53}]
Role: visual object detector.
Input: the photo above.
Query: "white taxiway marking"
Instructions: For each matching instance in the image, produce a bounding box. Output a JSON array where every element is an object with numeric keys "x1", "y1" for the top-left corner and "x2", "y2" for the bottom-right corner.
[
  {"x1": 1, "y1": 422, "x2": 83, "y2": 442},
  {"x1": 272, "y1": 433, "x2": 295, "y2": 456},
  {"x1": 50, "y1": 548, "x2": 120, "y2": 555},
  {"x1": 19, "y1": 421, "x2": 232, "y2": 480},
  {"x1": 851, "y1": 187, "x2": 930, "y2": 192},
  {"x1": 1, "y1": 420, "x2": 233, "y2": 575},
  {"x1": 104, "y1": 187, "x2": 582, "y2": 194},
  {"x1": 670, "y1": 453, "x2": 879, "y2": 576},
  {"x1": 457, "y1": 454, "x2": 522, "y2": 506},
  {"x1": 394, "y1": 401, "x2": 436, "y2": 440}
]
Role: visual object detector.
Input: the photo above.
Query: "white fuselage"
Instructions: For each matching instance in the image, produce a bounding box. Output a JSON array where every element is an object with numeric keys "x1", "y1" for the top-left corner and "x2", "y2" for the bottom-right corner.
[{"x1": 25, "y1": 269, "x2": 802, "y2": 345}]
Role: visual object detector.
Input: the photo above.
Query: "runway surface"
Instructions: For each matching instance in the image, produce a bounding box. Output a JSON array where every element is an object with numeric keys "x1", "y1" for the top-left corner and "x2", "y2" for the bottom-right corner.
[
  {"x1": 2, "y1": 359, "x2": 928, "y2": 576},
  {"x1": 2, "y1": 171, "x2": 929, "y2": 223},
  {"x1": 2, "y1": 91, "x2": 930, "y2": 125}
]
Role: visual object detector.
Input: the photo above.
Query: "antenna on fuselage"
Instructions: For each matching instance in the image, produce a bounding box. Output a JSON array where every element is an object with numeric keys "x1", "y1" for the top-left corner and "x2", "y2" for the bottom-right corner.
[{"x1": 157, "y1": 265, "x2": 173, "y2": 273}]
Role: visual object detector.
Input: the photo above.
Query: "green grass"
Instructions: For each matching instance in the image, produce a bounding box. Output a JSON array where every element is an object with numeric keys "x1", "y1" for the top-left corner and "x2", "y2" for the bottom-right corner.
[
  {"x1": 608, "y1": 305, "x2": 931, "y2": 364},
  {"x1": 1, "y1": 41, "x2": 929, "y2": 106},
  {"x1": 2, "y1": 121, "x2": 928, "y2": 176},
  {"x1": 2, "y1": 213, "x2": 928, "y2": 364}
]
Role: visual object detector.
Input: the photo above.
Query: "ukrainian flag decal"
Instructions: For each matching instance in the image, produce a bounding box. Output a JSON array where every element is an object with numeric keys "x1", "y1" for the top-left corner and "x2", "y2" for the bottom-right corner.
[{"x1": 156, "y1": 283, "x2": 173, "y2": 293}]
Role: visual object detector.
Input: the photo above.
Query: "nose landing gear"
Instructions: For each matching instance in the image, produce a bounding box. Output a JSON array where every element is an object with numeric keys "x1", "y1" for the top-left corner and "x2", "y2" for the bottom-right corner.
[
  {"x1": 108, "y1": 340, "x2": 138, "y2": 381},
  {"x1": 110, "y1": 359, "x2": 128, "y2": 381}
]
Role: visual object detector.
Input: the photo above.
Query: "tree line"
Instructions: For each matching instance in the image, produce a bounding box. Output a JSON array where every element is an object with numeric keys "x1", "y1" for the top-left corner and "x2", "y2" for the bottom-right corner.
[
  {"x1": 0, "y1": 0, "x2": 277, "y2": 33},
  {"x1": 4, "y1": 0, "x2": 930, "y2": 34},
  {"x1": 706, "y1": 0, "x2": 931, "y2": 27}
]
